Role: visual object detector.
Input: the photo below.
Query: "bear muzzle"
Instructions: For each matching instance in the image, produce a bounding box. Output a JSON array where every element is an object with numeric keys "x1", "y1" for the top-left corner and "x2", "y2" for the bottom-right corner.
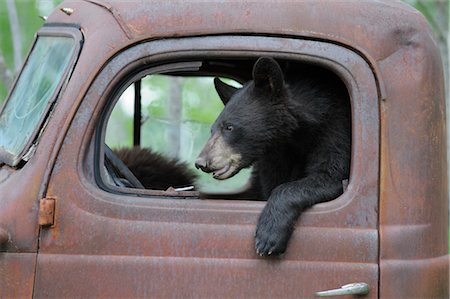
[{"x1": 195, "y1": 132, "x2": 242, "y2": 180}]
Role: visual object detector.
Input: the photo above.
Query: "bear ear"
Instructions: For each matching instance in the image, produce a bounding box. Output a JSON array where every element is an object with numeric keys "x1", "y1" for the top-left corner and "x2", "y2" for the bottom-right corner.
[
  {"x1": 252, "y1": 57, "x2": 284, "y2": 95},
  {"x1": 214, "y1": 78, "x2": 238, "y2": 105}
]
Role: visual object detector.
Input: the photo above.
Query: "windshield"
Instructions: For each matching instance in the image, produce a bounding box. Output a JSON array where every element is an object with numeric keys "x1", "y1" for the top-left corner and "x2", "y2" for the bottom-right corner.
[{"x1": 0, "y1": 35, "x2": 76, "y2": 166}]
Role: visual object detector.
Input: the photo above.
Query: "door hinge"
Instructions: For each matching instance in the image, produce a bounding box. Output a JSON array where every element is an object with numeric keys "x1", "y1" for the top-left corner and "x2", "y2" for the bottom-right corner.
[{"x1": 39, "y1": 197, "x2": 56, "y2": 227}]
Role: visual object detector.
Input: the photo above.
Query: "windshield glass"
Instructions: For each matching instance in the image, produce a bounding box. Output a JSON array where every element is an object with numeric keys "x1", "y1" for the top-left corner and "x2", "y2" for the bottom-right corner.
[{"x1": 0, "y1": 36, "x2": 76, "y2": 166}]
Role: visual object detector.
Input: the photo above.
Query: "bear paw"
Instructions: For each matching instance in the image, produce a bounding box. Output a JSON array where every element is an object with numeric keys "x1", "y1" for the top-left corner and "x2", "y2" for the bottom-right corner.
[{"x1": 254, "y1": 213, "x2": 293, "y2": 257}]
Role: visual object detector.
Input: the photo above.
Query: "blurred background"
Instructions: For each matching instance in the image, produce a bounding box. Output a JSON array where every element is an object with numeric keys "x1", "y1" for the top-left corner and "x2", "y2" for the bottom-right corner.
[{"x1": 0, "y1": 0, "x2": 449, "y2": 248}]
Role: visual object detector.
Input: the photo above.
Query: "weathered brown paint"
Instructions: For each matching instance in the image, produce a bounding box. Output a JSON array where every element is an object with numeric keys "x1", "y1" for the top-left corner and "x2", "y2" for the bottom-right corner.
[
  {"x1": 0, "y1": 253, "x2": 36, "y2": 298},
  {"x1": 35, "y1": 35, "x2": 380, "y2": 298},
  {"x1": 0, "y1": 0, "x2": 447, "y2": 298}
]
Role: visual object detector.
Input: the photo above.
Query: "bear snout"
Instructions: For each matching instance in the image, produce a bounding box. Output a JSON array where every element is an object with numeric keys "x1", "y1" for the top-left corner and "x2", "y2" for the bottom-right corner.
[{"x1": 194, "y1": 156, "x2": 210, "y2": 172}]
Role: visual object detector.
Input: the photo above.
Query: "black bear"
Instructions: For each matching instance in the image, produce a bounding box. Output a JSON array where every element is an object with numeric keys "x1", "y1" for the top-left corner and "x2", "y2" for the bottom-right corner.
[
  {"x1": 112, "y1": 146, "x2": 197, "y2": 190},
  {"x1": 195, "y1": 57, "x2": 351, "y2": 256}
]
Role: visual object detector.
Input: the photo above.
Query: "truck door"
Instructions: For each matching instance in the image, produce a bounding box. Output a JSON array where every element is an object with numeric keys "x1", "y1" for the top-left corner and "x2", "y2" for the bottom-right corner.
[{"x1": 36, "y1": 35, "x2": 380, "y2": 298}]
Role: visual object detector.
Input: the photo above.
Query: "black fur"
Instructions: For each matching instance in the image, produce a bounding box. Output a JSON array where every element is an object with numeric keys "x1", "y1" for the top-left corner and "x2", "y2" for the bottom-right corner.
[
  {"x1": 202, "y1": 57, "x2": 351, "y2": 256},
  {"x1": 114, "y1": 147, "x2": 196, "y2": 190}
]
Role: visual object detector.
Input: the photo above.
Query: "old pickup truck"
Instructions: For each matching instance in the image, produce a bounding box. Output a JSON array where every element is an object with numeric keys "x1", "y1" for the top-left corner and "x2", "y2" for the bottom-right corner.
[{"x1": 0, "y1": 0, "x2": 448, "y2": 298}]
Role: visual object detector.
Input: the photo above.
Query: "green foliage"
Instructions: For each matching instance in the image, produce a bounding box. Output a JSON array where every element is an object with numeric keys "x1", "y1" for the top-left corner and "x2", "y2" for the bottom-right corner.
[
  {"x1": 182, "y1": 77, "x2": 225, "y2": 123},
  {"x1": 0, "y1": 82, "x2": 7, "y2": 103},
  {"x1": 16, "y1": 2, "x2": 43, "y2": 56},
  {"x1": 0, "y1": 0, "x2": 62, "y2": 104},
  {"x1": 105, "y1": 75, "x2": 250, "y2": 192},
  {"x1": 0, "y1": 0, "x2": 14, "y2": 72},
  {"x1": 404, "y1": 0, "x2": 448, "y2": 38},
  {"x1": 143, "y1": 75, "x2": 170, "y2": 119}
]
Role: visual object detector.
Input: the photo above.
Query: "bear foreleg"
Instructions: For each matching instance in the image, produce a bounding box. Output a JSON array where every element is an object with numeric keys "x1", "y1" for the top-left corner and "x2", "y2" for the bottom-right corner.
[{"x1": 255, "y1": 175, "x2": 344, "y2": 256}]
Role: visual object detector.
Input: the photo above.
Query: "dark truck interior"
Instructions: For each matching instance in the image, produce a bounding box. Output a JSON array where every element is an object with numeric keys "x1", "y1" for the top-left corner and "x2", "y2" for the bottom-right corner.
[{"x1": 100, "y1": 57, "x2": 351, "y2": 199}]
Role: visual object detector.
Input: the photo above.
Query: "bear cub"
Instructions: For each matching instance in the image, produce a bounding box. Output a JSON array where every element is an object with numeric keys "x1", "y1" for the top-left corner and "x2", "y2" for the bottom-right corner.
[
  {"x1": 113, "y1": 147, "x2": 196, "y2": 190},
  {"x1": 195, "y1": 57, "x2": 351, "y2": 256}
]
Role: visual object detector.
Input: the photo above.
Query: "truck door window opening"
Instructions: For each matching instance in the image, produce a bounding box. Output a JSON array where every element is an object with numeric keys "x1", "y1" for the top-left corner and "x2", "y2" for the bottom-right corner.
[{"x1": 100, "y1": 58, "x2": 351, "y2": 199}]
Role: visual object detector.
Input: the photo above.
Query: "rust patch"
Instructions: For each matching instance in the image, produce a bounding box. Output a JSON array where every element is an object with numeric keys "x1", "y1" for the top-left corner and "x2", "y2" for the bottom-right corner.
[{"x1": 39, "y1": 198, "x2": 56, "y2": 227}]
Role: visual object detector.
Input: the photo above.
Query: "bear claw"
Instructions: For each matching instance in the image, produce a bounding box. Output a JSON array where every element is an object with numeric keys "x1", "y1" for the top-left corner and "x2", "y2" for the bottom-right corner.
[{"x1": 255, "y1": 219, "x2": 290, "y2": 257}]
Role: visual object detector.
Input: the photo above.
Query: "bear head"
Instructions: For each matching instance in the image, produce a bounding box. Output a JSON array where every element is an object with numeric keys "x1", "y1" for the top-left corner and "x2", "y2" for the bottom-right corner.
[{"x1": 195, "y1": 57, "x2": 296, "y2": 180}]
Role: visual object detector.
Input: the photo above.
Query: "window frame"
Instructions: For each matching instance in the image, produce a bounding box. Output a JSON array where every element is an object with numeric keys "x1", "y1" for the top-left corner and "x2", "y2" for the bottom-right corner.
[
  {"x1": 0, "y1": 25, "x2": 83, "y2": 167},
  {"x1": 78, "y1": 35, "x2": 379, "y2": 229},
  {"x1": 97, "y1": 61, "x2": 209, "y2": 197}
]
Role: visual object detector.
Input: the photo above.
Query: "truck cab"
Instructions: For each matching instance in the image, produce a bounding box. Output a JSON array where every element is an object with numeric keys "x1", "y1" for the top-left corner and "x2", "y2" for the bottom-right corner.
[{"x1": 0, "y1": 1, "x2": 448, "y2": 298}]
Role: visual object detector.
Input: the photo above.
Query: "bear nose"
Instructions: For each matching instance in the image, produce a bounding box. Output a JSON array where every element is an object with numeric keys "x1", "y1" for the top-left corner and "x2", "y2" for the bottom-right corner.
[{"x1": 195, "y1": 157, "x2": 208, "y2": 171}]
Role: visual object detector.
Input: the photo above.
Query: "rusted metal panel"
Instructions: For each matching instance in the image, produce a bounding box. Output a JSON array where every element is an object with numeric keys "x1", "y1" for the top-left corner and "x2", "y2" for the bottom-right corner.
[
  {"x1": 0, "y1": 27, "x2": 81, "y2": 253},
  {"x1": 380, "y1": 256, "x2": 449, "y2": 299},
  {"x1": 35, "y1": 254, "x2": 378, "y2": 298},
  {"x1": 0, "y1": 162, "x2": 42, "y2": 253},
  {"x1": 374, "y1": 2, "x2": 449, "y2": 298},
  {"x1": 38, "y1": 33, "x2": 380, "y2": 298},
  {"x1": 0, "y1": 253, "x2": 36, "y2": 298},
  {"x1": 38, "y1": 198, "x2": 56, "y2": 227}
]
